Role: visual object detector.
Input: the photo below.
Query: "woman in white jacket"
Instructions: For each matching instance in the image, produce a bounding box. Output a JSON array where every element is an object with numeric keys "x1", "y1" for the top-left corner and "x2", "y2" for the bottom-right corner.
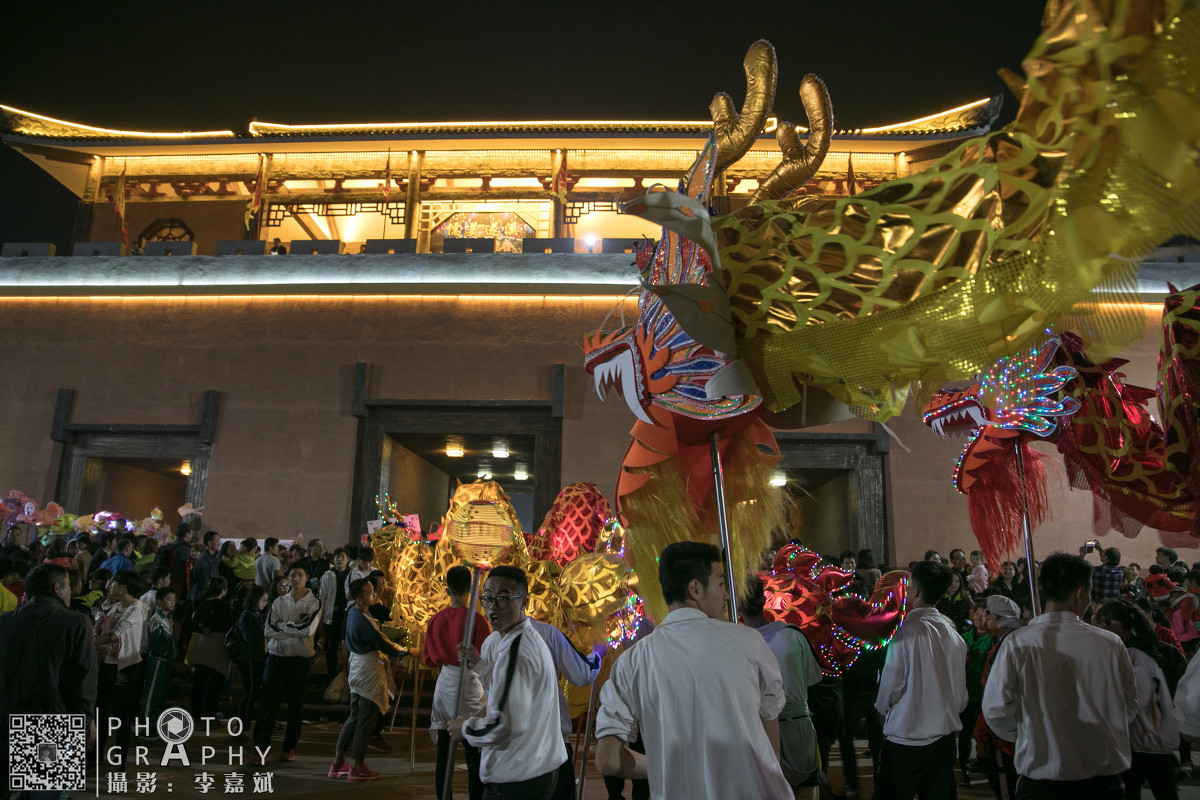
[
  {"x1": 94, "y1": 569, "x2": 148, "y2": 770},
  {"x1": 1095, "y1": 599, "x2": 1180, "y2": 800}
]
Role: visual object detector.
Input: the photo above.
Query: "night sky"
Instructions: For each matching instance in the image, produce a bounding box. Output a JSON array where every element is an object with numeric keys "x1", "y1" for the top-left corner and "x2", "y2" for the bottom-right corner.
[{"x1": 0, "y1": 0, "x2": 1046, "y2": 249}]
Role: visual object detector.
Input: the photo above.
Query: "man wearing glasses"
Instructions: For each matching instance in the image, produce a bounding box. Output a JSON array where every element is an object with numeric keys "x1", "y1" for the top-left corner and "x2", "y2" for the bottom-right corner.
[{"x1": 449, "y1": 566, "x2": 565, "y2": 799}]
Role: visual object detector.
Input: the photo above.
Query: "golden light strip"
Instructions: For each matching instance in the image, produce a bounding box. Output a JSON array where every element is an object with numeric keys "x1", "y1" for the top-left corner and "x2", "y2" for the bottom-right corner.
[
  {"x1": 0, "y1": 294, "x2": 639, "y2": 303},
  {"x1": 1, "y1": 104, "x2": 235, "y2": 139},
  {"x1": 858, "y1": 98, "x2": 991, "y2": 134},
  {"x1": 250, "y1": 120, "x2": 709, "y2": 134}
]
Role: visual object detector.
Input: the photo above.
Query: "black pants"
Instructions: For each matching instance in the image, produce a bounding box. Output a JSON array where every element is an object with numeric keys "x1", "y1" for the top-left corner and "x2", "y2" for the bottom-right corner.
[
  {"x1": 958, "y1": 701, "x2": 980, "y2": 770},
  {"x1": 839, "y1": 685, "x2": 884, "y2": 791},
  {"x1": 984, "y1": 746, "x2": 1018, "y2": 800},
  {"x1": 336, "y1": 693, "x2": 381, "y2": 762},
  {"x1": 191, "y1": 664, "x2": 225, "y2": 719},
  {"x1": 325, "y1": 609, "x2": 346, "y2": 677},
  {"x1": 876, "y1": 733, "x2": 957, "y2": 800},
  {"x1": 551, "y1": 742, "x2": 575, "y2": 800},
  {"x1": 253, "y1": 654, "x2": 311, "y2": 753},
  {"x1": 809, "y1": 679, "x2": 844, "y2": 785},
  {"x1": 1015, "y1": 773, "x2": 1123, "y2": 800},
  {"x1": 602, "y1": 734, "x2": 649, "y2": 800},
  {"x1": 435, "y1": 729, "x2": 484, "y2": 800},
  {"x1": 1122, "y1": 751, "x2": 1178, "y2": 800},
  {"x1": 237, "y1": 659, "x2": 263, "y2": 729},
  {"x1": 483, "y1": 768, "x2": 557, "y2": 800},
  {"x1": 97, "y1": 662, "x2": 144, "y2": 769}
]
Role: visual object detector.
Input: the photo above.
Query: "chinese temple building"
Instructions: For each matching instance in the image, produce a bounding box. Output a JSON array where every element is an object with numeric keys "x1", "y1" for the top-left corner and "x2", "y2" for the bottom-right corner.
[
  {"x1": 1, "y1": 98, "x2": 1196, "y2": 569},
  {"x1": 1, "y1": 98, "x2": 1001, "y2": 254}
]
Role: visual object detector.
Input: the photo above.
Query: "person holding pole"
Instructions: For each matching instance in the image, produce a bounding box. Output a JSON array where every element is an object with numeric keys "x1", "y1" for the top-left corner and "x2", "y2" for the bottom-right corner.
[
  {"x1": 528, "y1": 618, "x2": 602, "y2": 800},
  {"x1": 426, "y1": 565, "x2": 491, "y2": 800},
  {"x1": 982, "y1": 552, "x2": 1138, "y2": 800},
  {"x1": 449, "y1": 566, "x2": 565, "y2": 800},
  {"x1": 594, "y1": 541, "x2": 792, "y2": 800}
]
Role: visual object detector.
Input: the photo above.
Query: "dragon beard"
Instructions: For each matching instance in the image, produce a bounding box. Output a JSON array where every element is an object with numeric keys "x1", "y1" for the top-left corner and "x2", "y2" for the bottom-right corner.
[
  {"x1": 963, "y1": 433, "x2": 1051, "y2": 574},
  {"x1": 617, "y1": 405, "x2": 792, "y2": 623}
]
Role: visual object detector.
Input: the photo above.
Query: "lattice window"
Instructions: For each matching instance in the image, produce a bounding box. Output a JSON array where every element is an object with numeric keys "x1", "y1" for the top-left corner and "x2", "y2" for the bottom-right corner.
[
  {"x1": 137, "y1": 218, "x2": 193, "y2": 242},
  {"x1": 563, "y1": 201, "x2": 615, "y2": 226}
]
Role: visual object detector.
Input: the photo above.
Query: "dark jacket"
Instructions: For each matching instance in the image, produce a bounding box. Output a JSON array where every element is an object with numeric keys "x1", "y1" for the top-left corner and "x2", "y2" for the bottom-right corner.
[
  {"x1": 191, "y1": 597, "x2": 236, "y2": 635},
  {"x1": 236, "y1": 609, "x2": 266, "y2": 664},
  {"x1": 191, "y1": 551, "x2": 221, "y2": 601},
  {"x1": 0, "y1": 594, "x2": 98, "y2": 773}
]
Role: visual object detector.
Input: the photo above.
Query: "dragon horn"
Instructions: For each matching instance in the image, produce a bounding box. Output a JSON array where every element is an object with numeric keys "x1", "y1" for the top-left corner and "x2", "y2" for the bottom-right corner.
[
  {"x1": 710, "y1": 40, "x2": 778, "y2": 175},
  {"x1": 753, "y1": 74, "x2": 833, "y2": 203}
]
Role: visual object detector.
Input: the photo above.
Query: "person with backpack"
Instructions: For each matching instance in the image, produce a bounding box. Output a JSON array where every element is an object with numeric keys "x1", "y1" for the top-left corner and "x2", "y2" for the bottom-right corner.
[
  {"x1": 154, "y1": 523, "x2": 195, "y2": 599},
  {"x1": 188, "y1": 576, "x2": 235, "y2": 719},
  {"x1": 231, "y1": 585, "x2": 269, "y2": 730}
]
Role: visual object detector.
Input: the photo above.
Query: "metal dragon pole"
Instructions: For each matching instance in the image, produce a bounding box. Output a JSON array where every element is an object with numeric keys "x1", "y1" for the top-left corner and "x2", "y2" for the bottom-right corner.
[
  {"x1": 1012, "y1": 441, "x2": 1042, "y2": 614},
  {"x1": 576, "y1": 677, "x2": 601, "y2": 800},
  {"x1": 442, "y1": 566, "x2": 483, "y2": 800},
  {"x1": 709, "y1": 432, "x2": 740, "y2": 622}
]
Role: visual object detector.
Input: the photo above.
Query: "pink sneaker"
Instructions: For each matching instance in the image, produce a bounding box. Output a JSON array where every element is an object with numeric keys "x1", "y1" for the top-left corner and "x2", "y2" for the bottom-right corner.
[
  {"x1": 327, "y1": 762, "x2": 350, "y2": 779},
  {"x1": 347, "y1": 763, "x2": 380, "y2": 782}
]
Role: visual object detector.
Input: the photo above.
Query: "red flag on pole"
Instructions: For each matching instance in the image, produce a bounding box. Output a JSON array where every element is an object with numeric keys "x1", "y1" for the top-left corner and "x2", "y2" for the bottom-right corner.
[
  {"x1": 382, "y1": 150, "x2": 392, "y2": 202},
  {"x1": 550, "y1": 152, "x2": 569, "y2": 204},
  {"x1": 245, "y1": 154, "x2": 265, "y2": 233},
  {"x1": 846, "y1": 153, "x2": 856, "y2": 196},
  {"x1": 112, "y1": 167, "x2": 128, "y2": 244}
]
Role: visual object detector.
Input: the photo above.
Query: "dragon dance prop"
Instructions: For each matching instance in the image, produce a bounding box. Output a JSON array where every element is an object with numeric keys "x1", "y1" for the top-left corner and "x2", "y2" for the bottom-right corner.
[
  {"x1": 373, "y1": 479, "x2": 645, "y2": 654},
  {"x1": 585, "y1": 0, "x2": 1200, "y2": 621},
  {"x1": 762, "y1": 545, "x2": 908, "y2": 676},
  {"x1": 924, "y1": 283, "x2": 1200, "y2": 571},
  {"x1": 0, "y1": 489, "x2": 171, "y2": 547}
]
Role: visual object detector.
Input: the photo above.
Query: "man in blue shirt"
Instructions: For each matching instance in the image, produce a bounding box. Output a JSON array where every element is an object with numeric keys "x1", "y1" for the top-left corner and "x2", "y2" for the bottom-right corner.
[{"x1": 98, "y1": 538, "x2": 136, "y2": 574}]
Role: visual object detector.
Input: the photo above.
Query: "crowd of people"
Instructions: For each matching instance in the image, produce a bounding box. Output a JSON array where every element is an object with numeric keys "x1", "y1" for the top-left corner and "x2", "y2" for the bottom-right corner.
[
  {"x1": 0, "y1": 522, "x2": 410, "y2": 788},
  {"x1": 5, "y1": 525, "x2": 1200, "y2": 800}
]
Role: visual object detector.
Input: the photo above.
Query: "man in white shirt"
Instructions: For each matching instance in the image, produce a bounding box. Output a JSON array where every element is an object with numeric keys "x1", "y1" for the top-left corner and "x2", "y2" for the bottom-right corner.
[
  {"x1": 982, "y1": 552, "x2": 1137, "y2": 800},
  {"x1": 594, "y1": 541, "x2": 792, "y2": 800},
  {"x1": 528, "y1": 618, "x2": 601, "y2": 800},
  {"x1": 874, "y1": 559, "x2": 968, "y2": 800},
  {"x1": 449, "y1": 566, "x2": 565, "y2": 799}
]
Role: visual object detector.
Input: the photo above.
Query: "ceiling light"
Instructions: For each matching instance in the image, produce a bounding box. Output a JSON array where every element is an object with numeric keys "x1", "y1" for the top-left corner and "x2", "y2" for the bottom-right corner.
[
  {"x1": 478, "y1": 471, "x2": 492, "y2": 480},
  {"x1": 180, "y1": 461, "x2": 192, "y2": 476},
  {"x1": 446, "y1": 446, "x2": 464, "y2": 457},
  {"x1": 492, "y1": 447, "x2": 509, "y2": 459},
  {"x1": 769, "y1": 473, "x2": 787, "y2": 487},
  {"x1": 514, "y1": 469, "x2": 528, "y2": 481}
]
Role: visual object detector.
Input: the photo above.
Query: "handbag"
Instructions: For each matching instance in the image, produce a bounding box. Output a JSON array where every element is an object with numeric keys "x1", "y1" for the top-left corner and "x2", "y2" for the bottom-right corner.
[
  {"x1": 322, "y1": 669, "x2": 350, "y2": 703},
  {"x1": 93, "y1": 613, "x2": 120, "y2": 659}
]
